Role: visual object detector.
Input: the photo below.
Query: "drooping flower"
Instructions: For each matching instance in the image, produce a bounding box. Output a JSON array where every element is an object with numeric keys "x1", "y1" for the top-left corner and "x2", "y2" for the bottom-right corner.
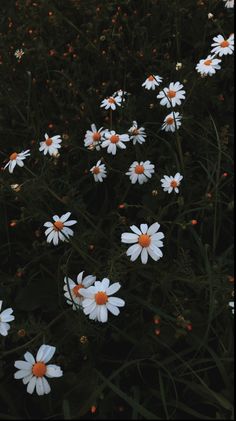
[
  {"x1": 84, "y1": 124, "x2": 107, "y2": 151},
  {"x1": 44, "y1": 212, "x2": 77, "y2": 246},
  {"x1": 100, "y1": 95, "x2": 122, "y2": 111},
  {"x1": 128, "y1": 121, "x2": 146, "y2": 145},
  {"x1": 160, "y1": 173, "x2": 183, "y2": 194},
  {"x1": 126, "y1": 161, "x2": 155, "y2": 184},
  {"x1": 90, "y1": 160, "x2": 107, "y2": 182},
  {"x1": 64, "y1": 271, "x2": 96, "y2": 310},
  {"x1": 80, "y1": 278, "x2": 125, "y2": 323},
  {"x1": 142, "y1": 74, "x2": 163, "y2": 90},
  {"x1": 101, "y1": 130, "x2": 130, "y2": 155},
  {"x1": 14, "y1": 345, "x2": 63, "y2": 395},
  {"x1": 0, "y1": 301, "x2": 15, "y2": 337},
  {"x1": 223, "y1": 0, "x2": 234, "y2": 8},
  {"x1": 211, "y1": 34, "x2": 234, "y2": 57},
  {"x1": 4, "y1": 150, "x2": 30, "y2": 174},
  {"x1": 195, "y1": 55, "x2": 221, "y2": 76},
  {"x1": 161, "y1": 112, "x2": 182, "y2": 132},
  {"x1": 121, "y1": 223, "x2": 164, "y2": 264},
  {"x1": 39, "y1": 133, "x2": 62, "y2": 156},
  {"x1": 157, "y1": 82, "x2": 186, "y2": 108}
]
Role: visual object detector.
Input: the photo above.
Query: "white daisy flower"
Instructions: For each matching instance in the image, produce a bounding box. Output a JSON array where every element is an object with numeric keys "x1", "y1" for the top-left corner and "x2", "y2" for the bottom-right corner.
[
  {"x1": 128, "y1": 121, "x2": 146, "y2": 145},
  {"x1": 223, "y1": 0, "x2": 234, "y2": 8},
  {"x1": 211, "y1": 34, "x2": 234, "y2": 57},
  {"x1": 100, "y1": 95, "x2": 122, "y2": 111},
  {"x1": 112, "y1": 89, "x2": 128, "y2": 98},
  {"x1": 84, "y1": 124, "x2": 107, "y2": 151},
  {"x1": 0, "y1": 301, "x2": 15, "y2": 337},
  {"x1": 121, "y1": 222, "x2": 164, "y2": 264},
  {"x1": 39, "y1": 133, "x2": 62, "y2": 156},
  {"x1": 44, "y1": 212, "x2": 77, "y2": 246},
  {"x1": 101, "y1": 130, "x2": 130, "y2": 155},
  {"x1": 160, "y1": 173, "x2": 183, "y2": 194},
  {"x1": 90, "y1": 160, "x2": 107, "y2": 182},
  {"x1": 4, "y1": 150, "x2": 30, "y2": 174},
  {"x1": 80, "y1": 278, "x2": 125, "y2": 323},
  {"x1": 126, "y1": 161, "x2": 155, "y2": 185},
  {"x1": 142, "y1": 74, "x2": 163, "y2": 90},
  {"x1": 63, "y1": 271, "x2": 96, "y2": 310},
  {"x1": 14, "y1": 344, "x2": 63, "y2": 396},
  {"x1": 156, "y1": 82, "x2": 186, "y2": 108},
  {"x1": 229, "y1": 300, "x2": 234, "y2": 314},
  {"x1": 162, "y1": 112, "x2": 182, "y2": 132},
  {"x1": 14, "y1": 49, "x2": 24, "y2": 60},
  {"x1": 196, "y1": 55, "x2": 221, "y2": 76}
]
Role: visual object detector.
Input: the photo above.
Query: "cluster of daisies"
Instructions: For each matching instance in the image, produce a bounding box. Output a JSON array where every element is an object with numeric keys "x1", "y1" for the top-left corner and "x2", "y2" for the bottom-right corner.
[{"x1": 196, "y1": 32, "x2": 234, "y2": 77}]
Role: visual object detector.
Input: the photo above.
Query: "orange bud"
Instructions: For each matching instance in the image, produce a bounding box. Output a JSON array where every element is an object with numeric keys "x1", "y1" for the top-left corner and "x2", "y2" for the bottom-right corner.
[{"x1": 191, "y1": 219, "x2": 198, "y2": 225}]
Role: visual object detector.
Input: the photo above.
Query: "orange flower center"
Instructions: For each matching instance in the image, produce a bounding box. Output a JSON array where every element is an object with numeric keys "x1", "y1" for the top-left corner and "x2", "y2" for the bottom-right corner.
[
  {"x1": 132, "y1": 128, "x2": 139, "y2": 136},
  {"x1": 148, "y1": 75, "x2": 154, "y2": 81},
  {"x1": 92, "y1": 166, "x2": 100, "y2": 174},
  {"x1": 167, "y1": 90, "x2": 176, "y2": 98},
  {"x1": 138, "y1": 234, "x2": 151, "y2": 248},
  {"x1": 170, "y1": 180, "x2": 178, "y2": 188},
  {"x1": 45, "y1": 138, "x2": 53, "y2": 146},
  {"x1": 72, "y1": 284, "x2": 84, "y2": 297},
  {"x1": 110, "y1": 134, "x2": 119, "y2": 144},
  {"x1": 220, "y1": 40, "x2": 229, "y2": 48},
  {"x1": 92, "y1": 132, "x2": 101, "y2": 142},
  {"x1": 204, "y1": 59, "x2": 212, "y2": 66},
  {"x1": 32, "y1": 362, "x2": 47, "y2": 377},
  {"x1": 135, "y1": 164, "x2": 144, "y2": 174},
  {"x1": 10, "y1": 152, "x2": 18, "y2": 161},
  {"x1": 166, "y1": 117, "x2": 174, "y2": 125},
  {"x1": 108, "y1": 97, "x2": 116, "y2": 104},
  {"x1": 53, "y1": 220, "x2": 64, "y2": 231},
  {"x1": 95, "y1": 291, "x2": 108, "y2": 305}
]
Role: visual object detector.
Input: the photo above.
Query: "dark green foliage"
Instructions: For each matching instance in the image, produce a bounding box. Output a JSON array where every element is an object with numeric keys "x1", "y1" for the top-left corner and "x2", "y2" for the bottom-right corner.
[{"x1": 0, "y1": 0, "x2": 234, "y2": 419}]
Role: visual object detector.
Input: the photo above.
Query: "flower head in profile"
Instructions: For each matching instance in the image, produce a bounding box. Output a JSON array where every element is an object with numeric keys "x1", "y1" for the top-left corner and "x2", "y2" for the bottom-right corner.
[
  {"x1": 84, "y1": 124, "x2": 107, "y2": 151},
  {"x1": 121, "y1": 223, "x2": 164, "y2": 264},
  {"x1": 128, "y1": 121, "x2": 146, "y2": 145},
  {"x1": 142, "y1": 74, "x2": 163, "y2": 90},
  {"x1": 112, "y1": 89, "x2": 129, "y2": 99},
  {"x1": 211, "y1": 34, "x2": 234, "y2": 57},
  {"x1": 80, "y1": 278, "x2": 125, "y2": 323},
  {"x1": 223, "y1": 0, "x2": 234, "y2": 8},
  {"x1": 90, "y1": 160, "x2": 107, "y2": 182},
  {"x1": 126, "y1": 161, "x2": 155, "y2": 185},
  {"x1": 0, "y1": 301, "x2": 15, "y2": 337},
  {"x1": 39, "y1": 133, "x2": 62, "y2": 156},
  {"x1": 44, "y1": 212, "x2": 77, "y2": 246},
  {"x1": 4, "y1": 150, "x2": 30, "y2": 174},
  {"x1": 64, "y1": 271, "x2": 96, "y2": 310},
  {"x1": 157, "y1": 82, "x2": 186, "y2": 108},
  {"x1": 101, "y1": 130, "x2": 130, "y2": 155},
  {"x1": 100, "y1": 95, "x2": 122, "y2": 110},
  {"x1": 162, "y1": 112, "x2": 182, "y2": 132},
  {"x1": 160, "y1": 173, "x2": 183, "y2": 194},
  {"x1": 14, "y1": 345, "x2": 63, "y2": 395},
  {"x1": 196, "y1": 56, "x2": 221, "y2": 76}
]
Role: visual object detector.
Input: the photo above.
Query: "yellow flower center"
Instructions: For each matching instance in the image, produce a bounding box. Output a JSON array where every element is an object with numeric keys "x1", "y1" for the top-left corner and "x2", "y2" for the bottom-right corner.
[
  {"x1": 95, "y1": 291, "x2": 108, "y2": 305},
  {"x1": 92, "y1": 166, "x2": 100, "y2": 174},
  {"x1": 220, "y1": 40, "x2": 229, "y2": 48},
  {"x1": 53, "y1": 220, "x2": 64, "y2": 231},
  {"x1": 135, "y1": 164, "x2": 144, "y2": 174},
  {"x1": 167, "y1": 90, "x2": 176, "y2": 98},
  {"x1": 138, "y1": 234, "x2": 151, "y2": 248},
  {"x1": 166, "y1": 117, "x2": 174, "y2": 125},
  {"x1": 72, "y1": 284, "x2": 84, "y2": 297},
  {"x1": 170, "y1": 180, "x2": 178, "y2": 188},
  {"x1": 92, "y1": 132, "x2": 101, "y2": 142},
  {"x1": 45, "y1": 138, "x2": 53, "y2": 146},
  {"x1": 10, "y1": 152, "x2": 18, "y2": 161},
  {"x1": 32, "y1": 362, "x2": 47, "y2": 378},
  {"x1": 204, "y1": 59, "x2": 212, "y2": 66},
  {"x1": 110, "y1": 134, "x2": 119, "y2": 144}
]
